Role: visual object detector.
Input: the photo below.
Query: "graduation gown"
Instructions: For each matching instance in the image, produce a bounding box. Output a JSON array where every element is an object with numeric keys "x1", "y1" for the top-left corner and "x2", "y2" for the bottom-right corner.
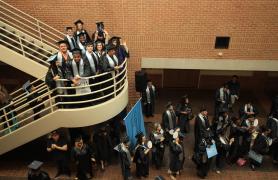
[
  {"x1": 169, "y1": 141, "x2": 183, "y2": 173},
  {"x1": 176, "y1": 102, "x2": 192, "y2": 133},
  {"x1": 64, "y1": 35, "x2": 77, "y2": 51},
  {"x1": 93, "y1": 129, "x2": 112, "y2": 162},
  {"x1": 142, "y1": 85, "x2": 156, "y2": 116},
  {"x1": 229, "y1": 123, "x2": 246, "y2": 162},
  {"x1": 239, "y1": 104, "x2": 259, "y2": 119},
  {"x1": 194, "y1": 114, "x2": 211, "y2": 151},
  {"x1": 27, "y1": 91, "x2": 45, "y2": 120},
  {"x1": 72, "y1": 144, "x2": 94, "y2": 179},
  {"x1": 47, "y1": 137, "x2": 70, "y2": 175},
  {"x1": 215, "y1": 88, "x2": 230, "y2": 116},
  {"x1": 118, "y1": 143, "x2": 132, "y2": 180},
  {"x1": 150, "y1": 131, "x2": 165, "y2": 169},
  {"x1": 162, "y1": 110, "x2": 176, "y2": 131},
  {"x1": 74, "y1": 29, "x2": 91, "y2": 43},
  {"x1": 133, "y1": 144, "x2": 149, "y2": 177},
  {"x1": 227, "y1": 80, "x2": 240, "y2": 96},
  {"x1": 28, "y1": 170, "x2": 50, "y2": 180}
]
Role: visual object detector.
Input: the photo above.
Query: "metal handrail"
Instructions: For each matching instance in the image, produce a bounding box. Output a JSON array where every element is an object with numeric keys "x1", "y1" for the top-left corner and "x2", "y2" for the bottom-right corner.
[
  {"x1": 0, "y1": 0, "x2": 64, "y2": 48},
  {"x1": 0, "y1": 59, "x2": 128, "y2": 136},
  {"x1": 0, "y1": 27, "x2": 51, "y2": 66}
]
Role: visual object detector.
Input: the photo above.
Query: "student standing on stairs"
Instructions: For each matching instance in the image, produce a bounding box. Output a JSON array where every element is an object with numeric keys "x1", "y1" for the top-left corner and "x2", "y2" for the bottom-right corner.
[{"x1": 64, "y1": 27, "x2": 77, "y2": 51}]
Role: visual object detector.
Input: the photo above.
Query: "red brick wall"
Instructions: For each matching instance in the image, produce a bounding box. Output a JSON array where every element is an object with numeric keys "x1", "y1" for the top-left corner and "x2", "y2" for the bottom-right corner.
[{"x1": 4, "y1": 0, "x2": 278, "y2": 104}]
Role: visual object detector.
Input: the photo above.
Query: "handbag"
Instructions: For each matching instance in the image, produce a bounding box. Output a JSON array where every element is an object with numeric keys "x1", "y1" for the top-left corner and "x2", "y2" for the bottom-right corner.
[
  {"x1": 248, "y1": 150, "x2": 263, "y2": 164},
  {"x1": 236, "y1": 158, "x2": 246, "y2": 166}
]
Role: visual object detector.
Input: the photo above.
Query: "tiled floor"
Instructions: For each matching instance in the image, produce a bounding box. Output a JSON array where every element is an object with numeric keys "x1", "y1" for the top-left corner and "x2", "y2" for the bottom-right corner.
[{"x1": 0, "y1": 89, "x2": 277, "y2": 179}]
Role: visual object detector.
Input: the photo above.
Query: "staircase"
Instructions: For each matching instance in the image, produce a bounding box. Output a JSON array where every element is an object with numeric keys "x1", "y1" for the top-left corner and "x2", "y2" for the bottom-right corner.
[
  {"x1": 0, "y1": 61, "x2": 129, "y2": 155},
  {"x1": 0, "y1": 1, "x2": 129, "y2": 155},
  {"x1": 0, "y1": 0, "x2": 64, "y2": 78}
]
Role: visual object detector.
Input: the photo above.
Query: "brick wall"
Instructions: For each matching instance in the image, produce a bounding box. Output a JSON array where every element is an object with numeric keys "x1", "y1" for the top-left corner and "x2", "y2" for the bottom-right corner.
[{"x1": 4, "y1": 0, "x2": 278, "y2": 105}]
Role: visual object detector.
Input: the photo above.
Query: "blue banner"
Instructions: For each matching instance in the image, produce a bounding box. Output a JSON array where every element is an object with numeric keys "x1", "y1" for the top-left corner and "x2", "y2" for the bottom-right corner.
[{"x1": 124, "y1": 98, "x2": 146, "y2": 148}]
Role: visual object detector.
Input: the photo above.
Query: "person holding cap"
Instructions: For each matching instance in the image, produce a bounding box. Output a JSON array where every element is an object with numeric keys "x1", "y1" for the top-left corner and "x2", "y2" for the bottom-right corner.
[
  {"x1": 92, "y1": 22, "x2": 109, "y2": 44},
  {"x1": 194, "y1": 107, "x2": 211, "y2": 152},
  {"x1": 45, "y1": 54, "x2": 67, "y2": 108},
  {"x1": 117, "y1": 136, "x2": 132, "y2": 180},
  {"x1": 133, "y1": 131, "x2": 151, "y2": 178},
  {"x1": 169, "y1": 130, "x2": 184, "y2": 179},
  {"x1": 46, "y1": 130, "x2": 71, "y2": 178},
  {"x1": 27, "y1": 160, "x2": 50, "y2": 180},
  {"x1": 150, "y1": 122, "x2": 165, "y2": 169},
  {"x1": 176, "y1": 95, "x2": 193, "y2": 134},
  {"x1": 72, "y1": 137, "x2": 95, "y2": 180},
  {"x1": 64, "y1": 27, "x2": 77, "y2": 51},
  {"x1": 74, "y1": 19, "x2": 91, "y2": 43},
  {"x1": 109, "y1": 36, "x2": 129, "y2": 65},
  {"x1": 162, "y1": 102, "x2": 177, "y2": 143}
]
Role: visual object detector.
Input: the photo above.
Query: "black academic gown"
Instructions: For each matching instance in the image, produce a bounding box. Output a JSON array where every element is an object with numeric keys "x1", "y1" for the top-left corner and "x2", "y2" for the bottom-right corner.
[
  {"x1": 118, "y1": 144, "x2": 132, "y2": 180},
  {"x1": 250, "y1": 134, "x2": 269, "y2": 167},
  {"x1": 194, "y1": 114, "x2": 211, "y2": 152},
  {"x1": 27, "y1": 91, "x2": 45, "y2": 120},
  {"x1": 98, "y1": 54, "x2": 118, "y2": 97},
  {"x1": 28, "y1": 171, "x2": 50, "y2": 180},
  {"x1": 74, "y1": 29, "x2": 91, "y2": 43},
  {"x1": 162, "y1": 110, "x2": 176, "y2": 142},
  {"x1": 228, "y1": 123, "x2": 246, "y2": 163},
  {"x1": 169, "y1": 141, "x2": 183, "y2": 174},
  {"x1": 72, "y1": 144, "x2": 94, "y2": 179},
  {"x1": 176, "y1": 103, "x2": 192, "y2": 133},
  {"x1": 47, "y1": 137, "x2": 70, "y2": 176},
  {"x1": 64, "y1": 36, "x2": 77, "y2": 51},
  {"x1": 227, "y1": 80, "x2": 240, "y2": 96},
  {"x1": 142, "y1": 86, "x2": 156, "y2": 117},
  {"x1": 133, "y1": 144, "x2": 149, "y2": 178},
  {"x1": 93, "y1": 129, "x2": 112, "y2": 163},
  {"x1": 214, "y1": 88, "x2": 230, "y2": 116},
  {"x1": 267, "y1": 116, "x2": 278, "y2": 161},
  {"x1": 239, "y1": 105, "x2": 259, "y2": 120},
  {"x1": 150, "y1": 131, "x2": 165, "y2": 169},
  {"x1": 215, "y1": 136, "x2": 230, "y2": 169}
]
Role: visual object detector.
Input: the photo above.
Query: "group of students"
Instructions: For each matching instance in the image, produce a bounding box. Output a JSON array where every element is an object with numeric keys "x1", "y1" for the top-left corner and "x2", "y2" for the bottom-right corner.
[
  {"x1": 45, "y1": 19, "x2": 129, "y2": 107},
  {"x1": 45, "y1": 118, "x2": 124, "y2": 180},
  {"x1": 139, "y1": 76, "x2": 278, "y2": 179}
]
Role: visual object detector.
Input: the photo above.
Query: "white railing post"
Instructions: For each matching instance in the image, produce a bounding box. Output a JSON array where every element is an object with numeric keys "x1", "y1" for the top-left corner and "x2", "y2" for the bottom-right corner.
[
  {"x1": 18, "y1": 38, "x2": 25, "y2": 56},
  {"x1": 3, "y1": 109, "x2": 11, "y2": 134},
  {"x1": 36, "y1": 20, "x2": 43, "y2": 43},
  {"x1": 112, "y1": 71, "x2": 117, "y2": 97}
]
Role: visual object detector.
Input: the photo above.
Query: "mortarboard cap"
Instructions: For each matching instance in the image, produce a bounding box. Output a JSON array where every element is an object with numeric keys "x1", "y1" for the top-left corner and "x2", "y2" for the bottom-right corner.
[
  {"x1": 28, "y1": 160, "x2": 43, "y2": 170},
  {"x1": 66, "y1": 27, "x2": 73, "y2": 30},
  {"x1": 56, "y1": 40, "x2": 68, "y2": 45},
  {"x1": 121, "y1": 136, "x2": 130, "y2": 144},
  {"x1": 96, "y1": 21, "x2": 104, "y2": 25},
  {"x1": 85, "y1": 41, "x2": 94, "y2": 47},
  {"x1": 110, "y1": 36, "x2": 121, "y2": 41},
  {"x1": 200, "y1": 106, "x2": 207, "y2": 112},
  {"x1": 74, "y1": 19, "x2": 84, "y2": 25},
  {"x1": 106, "y1": 44, "x2": 116, "y2": 51},
  {"x1": 22, "y1": 80, "x2": 31, "y2": 92},
  {"x1": 247, "y1": 114, "x2": 255, "y2": 119},
  {"x1": 71, "y1": 48, "x2": 82, "y2": 55},
  {"x1": 47, "y1": 54, "x2": 58, "y2": 62},
  {"x1": 77, "y1": 31, "x2": 86, "y2": 37},
  {"x1": 135, "y1": 131, "x2": 144, "y2": 139},
  {"x1": 166, "y1": 101, "x2": 172, "y2": 108}
]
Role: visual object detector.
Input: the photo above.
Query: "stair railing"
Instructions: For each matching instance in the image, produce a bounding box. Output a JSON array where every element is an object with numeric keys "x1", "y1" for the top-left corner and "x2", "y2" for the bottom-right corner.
[
  {"x1": 0, "y1": 26, "x2": 51, "y2": 66},
  {"x1": 0, "y1": 59, "x2": 128, "y2": 137},
  {"x1": 0, "y1": 0, "x2": 64, "y2": 48}
]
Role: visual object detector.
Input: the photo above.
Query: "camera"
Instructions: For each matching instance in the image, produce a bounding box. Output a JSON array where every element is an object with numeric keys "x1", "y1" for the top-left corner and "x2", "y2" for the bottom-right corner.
[{"x1": 96, "y1": 22, "x2": 104, "y2": 37}]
